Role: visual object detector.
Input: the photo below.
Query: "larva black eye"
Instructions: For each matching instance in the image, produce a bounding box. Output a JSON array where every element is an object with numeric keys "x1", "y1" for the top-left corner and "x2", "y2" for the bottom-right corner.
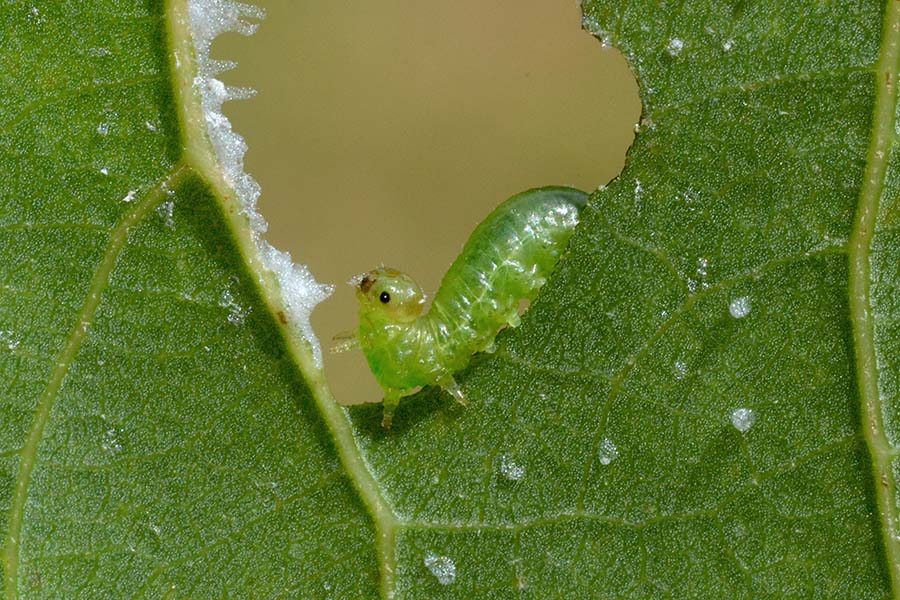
[{"x1": 379, "y1": 292, "x2": 391, "y2": 304}]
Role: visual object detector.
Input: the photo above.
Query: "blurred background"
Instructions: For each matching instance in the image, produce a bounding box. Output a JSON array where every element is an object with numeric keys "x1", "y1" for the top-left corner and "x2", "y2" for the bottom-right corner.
[{"x1": 216, "y1": 0, "x2": 640, "y2": 405}]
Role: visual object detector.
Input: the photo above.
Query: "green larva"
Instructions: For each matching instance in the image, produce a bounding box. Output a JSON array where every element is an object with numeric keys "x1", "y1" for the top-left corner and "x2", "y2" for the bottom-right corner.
[{"x1": 339, "y1": 186, "x2": 588, "y2": 427}]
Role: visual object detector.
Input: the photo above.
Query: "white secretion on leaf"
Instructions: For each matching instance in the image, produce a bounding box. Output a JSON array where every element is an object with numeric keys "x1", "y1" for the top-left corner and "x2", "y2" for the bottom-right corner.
[
  {"x1": 499, "y1": 454, "x2": 526, "y2": 481},
  {"x1": 581, "y1": 13, "x2": 610, "y2": 47},
  {"x1": 0, "y1": 330, "x2": 19, "y2": 351},
  {"x1": 101, "y1": 428, "x2": 123, "y2": 454},
  {"x1": 730, "y1": 408, "x2": 756, "y2": 433},
  {"x1": 696, "y1": 257, "x2": 709, "y2": 280},
  {"x1": 729, "y1": 296, "x2": 752, "y2": 319},
  {"x1": 598, "y1": 438, "x2": 618, "y2": 465},
  {"x1": 667, "y1": 38, "x2": 684, "y2": 56},
  {"x1": 424, "y1": 553, "x2": 456, "y2": 585},
  {"x1": 187, "y1": 0, "x2": 333, "y2": 367},
  {"x1": 219, "y1": 289, "x2": 248, "y2": 325},
  {"x1": 156, "y1": 200, "x2": 175, "y2": 228}
]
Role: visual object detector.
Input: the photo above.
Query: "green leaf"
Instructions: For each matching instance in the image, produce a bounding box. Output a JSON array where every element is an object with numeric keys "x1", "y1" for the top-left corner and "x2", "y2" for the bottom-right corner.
[
  {"x1": 348, "y1": 0, "x2": 900, "y2": 597},
  {"x1": 2, "y1": 1, "x2": 900, "y2": 600},
  {"x1": 0, "y1": 1, "x2": 376, "y2": 597}
]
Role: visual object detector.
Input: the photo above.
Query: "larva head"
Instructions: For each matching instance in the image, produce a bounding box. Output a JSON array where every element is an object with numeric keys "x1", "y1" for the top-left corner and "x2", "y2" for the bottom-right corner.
[{"x1": 354, "y1": 267, "x2": 425, "y2": 323}]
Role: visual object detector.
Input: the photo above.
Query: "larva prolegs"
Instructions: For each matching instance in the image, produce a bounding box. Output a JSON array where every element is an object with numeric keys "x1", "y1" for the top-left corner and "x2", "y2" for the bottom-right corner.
[
  {"x1": 440, "y1": 377, "x2": 467, "y2": 406},
  {"x1": 381, "y1": 389, "x2": 402, "y2": 428}
]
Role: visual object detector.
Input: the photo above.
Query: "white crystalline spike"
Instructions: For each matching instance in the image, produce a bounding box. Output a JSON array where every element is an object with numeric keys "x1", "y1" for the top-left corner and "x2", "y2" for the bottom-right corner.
[
  {"x1": 188, "y1": 0, "x2": 266, "y2": 49},
  {"x1": 259, "y1": 242, "x2": 334, "y2": 366},
  {"x1": 188, "y1": 0, "x2": 333, "y2": 367},
  {"x1": 208, "y1": 58, "x2": 239, "y2": 75},
  {"x1": 731, "y1": 408, "x2": 756, "y2": 433},
  {"x1": 225, "y1": 85, "x2": 258, "y2": 101},
  {"x1": 424, "y1": 553, "x2": 456, "y2": 585}
]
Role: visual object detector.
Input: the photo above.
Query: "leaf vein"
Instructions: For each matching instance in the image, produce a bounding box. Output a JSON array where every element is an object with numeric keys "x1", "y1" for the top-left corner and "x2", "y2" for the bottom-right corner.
[{"x1": 1, "y1": 164, "x2": 188, "y2": 600}]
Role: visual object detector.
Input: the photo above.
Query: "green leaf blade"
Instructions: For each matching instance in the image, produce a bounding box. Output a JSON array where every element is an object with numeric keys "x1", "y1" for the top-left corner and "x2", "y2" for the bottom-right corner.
[
  {"x1": 1, "y1": 1, "x2": 383, "y2": 597},
  {"x1": 346, "y1": 0, "x2": 900, "y2": 597},
  {"x1": 4, "y1": 0, "x2": 900, "y2": 597}
]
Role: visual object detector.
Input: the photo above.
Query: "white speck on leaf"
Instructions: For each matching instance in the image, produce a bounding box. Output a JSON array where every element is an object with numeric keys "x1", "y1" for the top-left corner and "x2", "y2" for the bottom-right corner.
[
  {"x1": 696, "y1": 257, "x2": 709, "y2": 279},
  {"x1": 101, "y1": 428, "x2": 123, "y2": 454},
  {"x1": 219, "y1": 289, "x2": 249, "y2": 325},
  {"x1": 667, "y1": 38, "x2": 684, "y2": 56},
  {"x1": 0, "y1": 330, "x2": 19, "y2": 351},
  {"x1": 122, "y1": 190, "x2": 138, "y2": 203},
  {"x1": 731, "y1": 408, "x2": 756, "y2": 433},
  {"x1": 581, "y1": 13, "x2": 610, "y2": 46},
  {"x1": 729, "y1": 296, "x2": 752, "y2": 319},
  {"x1": 499, "y1": 455, "x2": 526, "y2": 481},
  {"x1": 598, "y1": 438, "x2": 618, "y2": 465},
  {"x1": 424, "y1": 553, "x2": 456, "y2": 585},
  {"x1": 157, "y1": 200, "x2": 175, "y2": 228}
]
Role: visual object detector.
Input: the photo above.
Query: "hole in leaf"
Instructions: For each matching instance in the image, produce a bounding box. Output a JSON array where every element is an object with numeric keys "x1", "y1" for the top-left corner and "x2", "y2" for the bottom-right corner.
[{"x1": 218, "y1": 0, "x2": 640, "y2": 406}]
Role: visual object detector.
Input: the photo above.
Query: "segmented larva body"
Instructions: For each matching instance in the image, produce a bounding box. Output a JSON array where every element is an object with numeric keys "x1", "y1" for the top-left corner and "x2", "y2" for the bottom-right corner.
[{"x1": 351, "y1": 186, "x2": 588, "y2": 427}]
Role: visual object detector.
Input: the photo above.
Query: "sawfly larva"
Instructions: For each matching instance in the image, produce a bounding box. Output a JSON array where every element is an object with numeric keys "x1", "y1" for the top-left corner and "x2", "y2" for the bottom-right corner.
[{"x1": 336, "y1": 186, "x2": 588, "y2": 427}]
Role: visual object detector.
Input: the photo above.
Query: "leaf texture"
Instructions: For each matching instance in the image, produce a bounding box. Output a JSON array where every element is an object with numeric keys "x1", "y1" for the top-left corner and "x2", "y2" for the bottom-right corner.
[{"x1": 0, "y1": 0, "x2": 899, "y2": 599}]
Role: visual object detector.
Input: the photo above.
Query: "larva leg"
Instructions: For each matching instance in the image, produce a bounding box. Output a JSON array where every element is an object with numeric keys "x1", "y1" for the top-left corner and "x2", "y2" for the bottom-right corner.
[
  {"x1": 330, "y1": 330, "x2": 360, "y2": 354},
  {"x1": 381, "y1": 390, "x2": 401, "y2": 429},
  {"x1": 440, "y1": 377, "x2": 468, "y2": 407}
]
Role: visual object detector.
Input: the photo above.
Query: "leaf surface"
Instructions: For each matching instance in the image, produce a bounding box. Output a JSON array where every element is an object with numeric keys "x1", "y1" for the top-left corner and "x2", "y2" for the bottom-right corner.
[{"x1": 1, "y1": 0, "x2": 899, "y2": 599}]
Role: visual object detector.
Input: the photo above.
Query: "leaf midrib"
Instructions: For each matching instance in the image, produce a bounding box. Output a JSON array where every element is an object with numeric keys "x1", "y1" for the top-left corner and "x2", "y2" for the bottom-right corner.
[
  {"x1": 167, "y1": 1, "x2": 402, "y2": 598},
  {"x1": 851, "y1": 0, "x2": 900, "y2": 593}
]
